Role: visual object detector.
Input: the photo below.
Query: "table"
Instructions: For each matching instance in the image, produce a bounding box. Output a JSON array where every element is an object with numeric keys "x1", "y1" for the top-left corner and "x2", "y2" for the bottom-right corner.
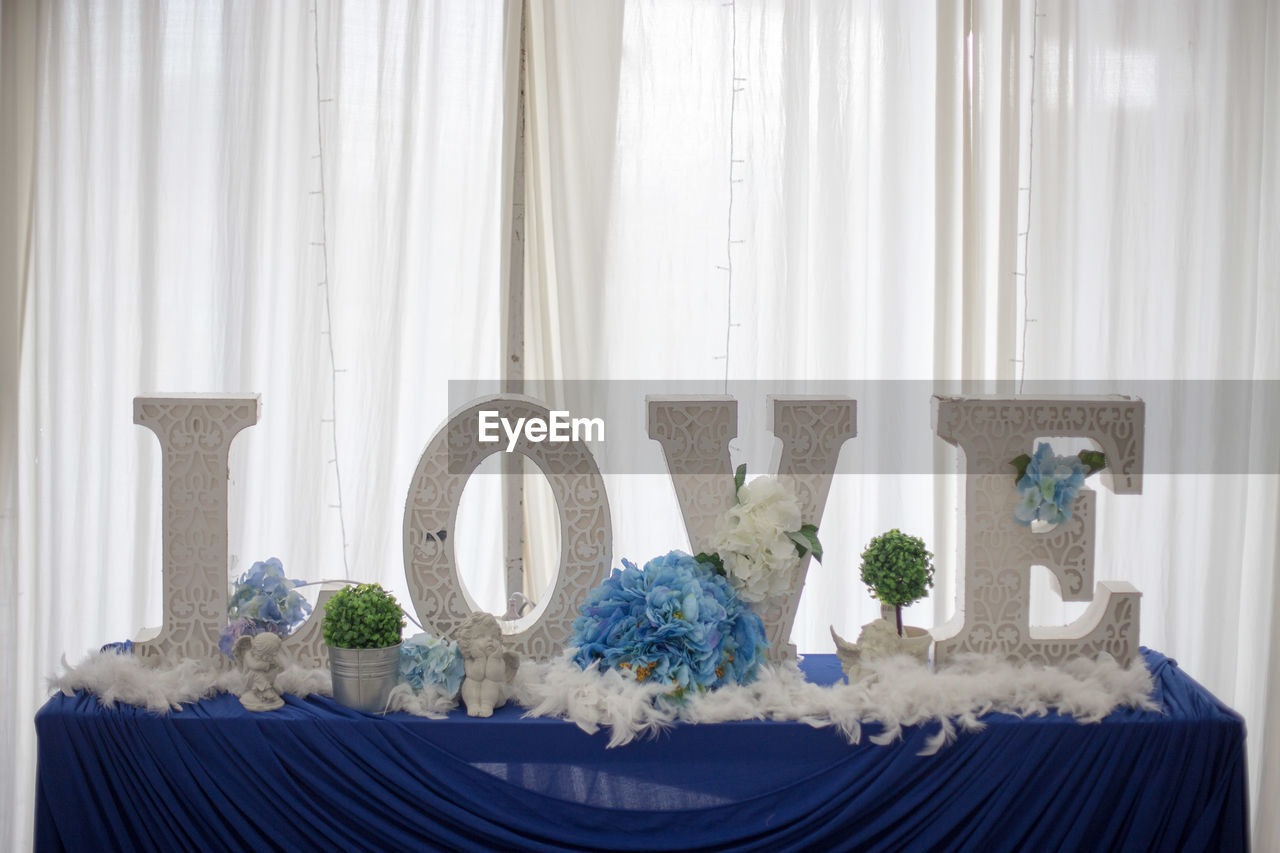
[{"x1": 34, "y1": 649, "x2": 1248, "y2": 852}]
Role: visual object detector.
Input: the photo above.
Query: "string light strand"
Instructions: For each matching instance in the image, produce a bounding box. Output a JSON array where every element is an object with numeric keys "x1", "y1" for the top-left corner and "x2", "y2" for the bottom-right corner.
[
  {"x1": 1015, "y1": 0, "x2": 1041, "y2": 393},
  {"x1": 719, "y1": 0, "x2": 745, "y2": 392},
  {"x1": 310, "y1": 4, "x2": 351, "y2": 576}
]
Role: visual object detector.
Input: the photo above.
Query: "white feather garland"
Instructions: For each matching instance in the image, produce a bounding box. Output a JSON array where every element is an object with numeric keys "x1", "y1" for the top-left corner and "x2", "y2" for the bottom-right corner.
[
  {"x1": 50, "y1": 651, "x2": 228, "y2": 713},
  {"x1": 385, "y1": 683, "x2": 458, "y2": 718},
  {"x1": 276, "y1": 663, "x2": 332, "y2": 699},
  {"x1": 49, "y1": 649, "x2": 333, "y2": 713},
  {"x1": 515, "y1": 652, "x2": 1158, "y2": 752},
  {"x1": 511, "y1": 652, "x2": 675, "y2": 747},
  {"x1": 50, "y1": 648, "x2": 1158, "y2": 756}
]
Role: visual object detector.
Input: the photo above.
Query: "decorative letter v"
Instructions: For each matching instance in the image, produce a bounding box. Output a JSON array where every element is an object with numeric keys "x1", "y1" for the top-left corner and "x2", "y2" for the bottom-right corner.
[{"x1": 647, "y1": 395, "x2": 856, "y2": 662}]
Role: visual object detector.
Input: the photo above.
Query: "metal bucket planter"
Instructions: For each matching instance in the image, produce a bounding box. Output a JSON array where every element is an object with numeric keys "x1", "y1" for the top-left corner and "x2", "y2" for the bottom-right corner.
[{"x1": 328, "y1": 644, "x2": 402, "y2": 713}]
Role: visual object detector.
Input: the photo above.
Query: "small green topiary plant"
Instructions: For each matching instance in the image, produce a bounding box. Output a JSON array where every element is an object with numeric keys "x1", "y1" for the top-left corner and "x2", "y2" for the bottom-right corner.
[
  {"x1": 322, "y1": 583, "x2": 406, "y2": 649},
  {"x1": 859, "y1": 529, "x2": 935, "y2": 638}
]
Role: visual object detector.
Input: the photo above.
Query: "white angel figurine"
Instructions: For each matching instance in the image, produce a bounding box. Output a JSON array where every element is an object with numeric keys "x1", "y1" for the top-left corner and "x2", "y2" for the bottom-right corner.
[
  {"x1": 233, "y1": 632, "x2": 286, "y2": 712},
  {"x1": 456, "y1": 612, "x2": 520, "y2": 717}
]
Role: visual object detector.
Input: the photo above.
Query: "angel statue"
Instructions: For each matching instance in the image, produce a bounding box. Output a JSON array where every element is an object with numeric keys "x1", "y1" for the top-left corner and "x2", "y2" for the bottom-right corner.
[
  {"x1": 233, "y1": 632, "x2": 286, "y2": 712},
  {"x1": 456, "y1": 612, "x2": 520, "y2": 717}
]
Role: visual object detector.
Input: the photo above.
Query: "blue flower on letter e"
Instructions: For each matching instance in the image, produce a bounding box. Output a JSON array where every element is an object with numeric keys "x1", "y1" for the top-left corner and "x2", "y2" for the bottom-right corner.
[{"x1": 1013, "y1": 442, "x2": 1087, "y2": 526}]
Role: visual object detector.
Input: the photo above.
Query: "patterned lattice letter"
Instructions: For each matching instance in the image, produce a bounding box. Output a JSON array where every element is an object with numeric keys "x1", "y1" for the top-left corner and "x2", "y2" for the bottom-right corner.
[
  {"x1": 133, "y1": 396, "x2": 258, "y2": 662},
  {"x1": 931, "y1": 396, "x2": 1144, "y2": 666},
  {"x1": 647, "y1": 395, "x2": 856, "y2": 661},
  {"x1": 403, "y1": 396, "x2": 612, "y2": 661}
]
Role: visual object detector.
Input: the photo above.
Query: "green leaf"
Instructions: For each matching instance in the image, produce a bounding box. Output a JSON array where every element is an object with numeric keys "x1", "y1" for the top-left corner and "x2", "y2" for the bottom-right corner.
[
  {"x1": 858, "y1": 529, "x2": 934, "y2": 608},
  {"x1": 694, "y1": 552, "x2": 725, "y2": 575},
  {"x1": 1010, "y1": 453, "x2": 1032, "y2": 482},
  {"x1": 788, "y1": 524, "x2": 823, "y2": 563},
  {"x1": 733, "y1": 463, "x2": 746, "y2": 495},
  {"x1": 321, "y1": 582, "x2": 404, "y2": 649},
  {"x1": 1078, "y1": 450, "x2": 1106, "y2": 476}
]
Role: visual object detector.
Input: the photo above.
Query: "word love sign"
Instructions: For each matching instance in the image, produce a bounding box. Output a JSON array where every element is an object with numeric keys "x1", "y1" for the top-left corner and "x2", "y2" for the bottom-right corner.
[{"x1": 130, "y1": 393, "x2": 1143, "y2": 670}]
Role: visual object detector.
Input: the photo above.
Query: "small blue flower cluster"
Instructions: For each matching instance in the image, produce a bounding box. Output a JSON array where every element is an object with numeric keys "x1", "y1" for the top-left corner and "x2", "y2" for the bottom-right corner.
[
  {"x1": 571, "y1": 550, "x2": 768, "y2": 695},
  {"x1": 399, "y1": 632, "x2": 465, "y2": 697},
  {"x1": 1015, "y1": 443, "x2": 1087, "y2": 526},
  {"x1": 218, "y1": 558, "x2": 312, "y2": 657}
]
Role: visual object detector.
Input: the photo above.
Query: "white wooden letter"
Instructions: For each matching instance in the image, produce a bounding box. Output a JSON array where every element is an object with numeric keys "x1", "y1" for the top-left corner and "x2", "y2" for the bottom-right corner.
[
  {"x1": 403, "y1": 396, "x2": 612, "y2": 660},
  {"x1": 133, "y1": 395, "x2": 258, "y2": 662},
  {"x1": 647, "y1": 395, "x2": 856, "y2": 661},
  {"x1": 931, "y1": 396, "x2": 1144, "y2": 666}
]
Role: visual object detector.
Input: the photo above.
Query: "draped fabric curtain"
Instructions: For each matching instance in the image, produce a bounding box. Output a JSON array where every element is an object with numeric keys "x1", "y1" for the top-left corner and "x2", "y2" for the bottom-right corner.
[
  {"x1": 523, "y1": 0, "x2": 1279, "y2": 847},
  {"x1": 1022, "y1": 1, "x2": 1280, "y2": 843},
  {"x1": 1, "y1": 1, "x2": 507, "y2": 847},
  {"x1": 3, "y1": 0, "x2": 1279, "y2": 849},
  {"x1": 0, "y1": 0, "x2": 39, "y2": 842},
  {"x1": 521, "y1": 0, "x2": 1001, "y2": 652}
]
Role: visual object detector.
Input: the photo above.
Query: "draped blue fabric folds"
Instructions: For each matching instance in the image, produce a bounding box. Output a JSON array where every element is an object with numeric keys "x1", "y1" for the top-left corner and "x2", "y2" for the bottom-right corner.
[{"x1": 34, "y1": 649, "x2": 1247, "y2": 852}]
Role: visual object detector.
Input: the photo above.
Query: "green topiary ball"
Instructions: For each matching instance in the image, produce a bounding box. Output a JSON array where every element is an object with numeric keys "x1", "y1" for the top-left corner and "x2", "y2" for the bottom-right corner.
[
  {"x1": 322, "y1": 583, "x2": 406, "y2": 649},
  {"x1": 859, "y1": 529, "x2": 935, "y2": 609}
]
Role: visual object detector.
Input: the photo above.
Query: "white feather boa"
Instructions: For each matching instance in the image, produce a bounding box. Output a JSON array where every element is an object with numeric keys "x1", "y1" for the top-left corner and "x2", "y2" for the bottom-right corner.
[
  {"x1": 513, "y1": 651, "x2": 1159, "y2": 753},
  {"x1": 385, "y1": 683, "x2": 459, "y2": 718},
  {"x1": 51, "y1": 649, "x2": 1156, "y2": 756},
  {"x1": 49, "y1": 649, "x2": 459, "y2": 716},
  {"x1": 49, "y1": 649, "x2": 334, "y2": 713}
]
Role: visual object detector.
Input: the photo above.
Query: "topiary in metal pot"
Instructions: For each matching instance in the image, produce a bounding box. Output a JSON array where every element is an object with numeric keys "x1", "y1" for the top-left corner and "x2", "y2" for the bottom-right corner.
[{"x1": 323, "y1": 583, "x2": 406, "y2": 713}]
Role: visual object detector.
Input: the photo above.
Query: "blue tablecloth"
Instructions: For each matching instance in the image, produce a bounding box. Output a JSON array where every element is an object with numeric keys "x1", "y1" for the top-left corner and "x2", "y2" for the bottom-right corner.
[{"x1": 34, "y1": 649, "x2": 1248, "y2": 852}]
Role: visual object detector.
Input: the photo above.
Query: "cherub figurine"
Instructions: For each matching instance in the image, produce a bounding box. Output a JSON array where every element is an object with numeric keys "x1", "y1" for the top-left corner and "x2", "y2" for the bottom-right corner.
[
  {"x1": 456, "y1": 612, "x2": 520, "y2": 717},
  {"x1": 233, "y1": 632, "x2": 285, "y2": 712}
]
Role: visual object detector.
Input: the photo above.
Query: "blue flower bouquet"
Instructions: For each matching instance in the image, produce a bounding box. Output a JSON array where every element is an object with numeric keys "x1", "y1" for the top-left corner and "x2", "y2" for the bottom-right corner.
[
  {"x1": 1013, "y1": 442, "x2": 1091, "y2": 526},
  {"x1": 571, "y1": 550, "x2": 767, "y2": 696},
  {"x1": 400, "y1": 632, "x2": 465, "y2": 697},
  {"x1": 218, "y1": 557, "x2": 313, "y2": 657}
]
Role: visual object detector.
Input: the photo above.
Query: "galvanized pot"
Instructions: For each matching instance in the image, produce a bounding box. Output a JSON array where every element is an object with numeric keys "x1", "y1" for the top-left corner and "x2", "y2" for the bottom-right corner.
[{"x1": 327, "y1": 643, "x2": 402, "y2": 713}]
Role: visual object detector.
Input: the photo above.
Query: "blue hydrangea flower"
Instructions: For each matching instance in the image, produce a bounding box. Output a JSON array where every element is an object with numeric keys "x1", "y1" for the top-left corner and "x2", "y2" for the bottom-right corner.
[
  {"x1": 571, "y1": 550, "x2": 767, "y2": 695},
  {"x1": 100, "y1": 639, "x2": 133, "y2": 655},
  {"x1": 400, "y1": 632, "x2": 465, "y2": 697},
  {"x1": 1014, "y1": 442, "x2": 1087, "y2": 526},
  {"x1": 219, "y1": 558, "x2": 312, "y2": 657}
]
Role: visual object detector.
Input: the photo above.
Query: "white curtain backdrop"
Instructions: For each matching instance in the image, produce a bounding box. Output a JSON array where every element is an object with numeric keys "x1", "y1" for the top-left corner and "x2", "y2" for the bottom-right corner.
[
  {"x1": 519, "y1": 0, "x2": 1076, "y2": 676},
  {"x1": 1022, "y1": 1, "x2": 1280, "y2": 844},
  {"x1": 1, "y1": 1, "x2": 507, "y2": 848},
  {"x1": 0, "y1": 1, "x2": 39, "y2": 845},
  {"x1": 3, "y1": 0, "x2": 1278, "y2": 849},
  {"x1": 522, "y1": 1, "x2": 1280, "y2": 848},
  {"x1": 522, "y1": 0, "x2": 996, "y2": 653}
]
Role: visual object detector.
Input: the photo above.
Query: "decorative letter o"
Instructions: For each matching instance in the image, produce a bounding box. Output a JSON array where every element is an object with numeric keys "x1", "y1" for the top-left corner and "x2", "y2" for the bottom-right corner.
[{"x1": 403, "y1": 396, "x2": 612, "y2": 660}]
